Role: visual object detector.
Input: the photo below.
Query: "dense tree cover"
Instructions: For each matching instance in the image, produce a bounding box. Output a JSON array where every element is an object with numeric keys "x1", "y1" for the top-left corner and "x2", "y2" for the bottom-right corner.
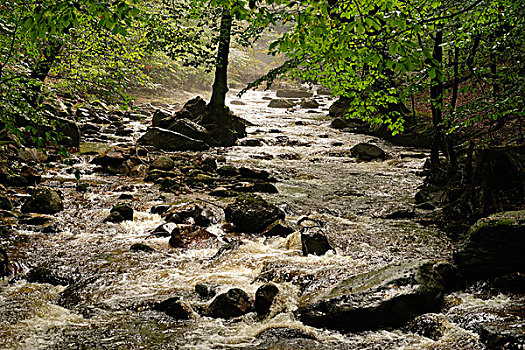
[
  {"x1": 0, "y1": 0, "x2": 522, "y2": 154},
  {"x1": 262, "y1": 0, "x2": 524, "y2": 165}
]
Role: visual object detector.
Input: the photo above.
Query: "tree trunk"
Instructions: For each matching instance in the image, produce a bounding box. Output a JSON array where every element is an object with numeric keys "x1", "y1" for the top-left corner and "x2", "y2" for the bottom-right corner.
[
  {"x1": 207, "y1": 7, "x2": 232, "y2": 124},
  {"x1": 430, "y1": 30, "x2": 443, "y2": 168}
]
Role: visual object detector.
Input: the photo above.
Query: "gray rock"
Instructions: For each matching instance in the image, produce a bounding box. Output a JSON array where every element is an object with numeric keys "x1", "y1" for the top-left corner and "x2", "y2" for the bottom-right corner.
[
  {"x1": 299, "y1": 220, "x2": 334, "y2": 256},
  {"x1": 224, "y1": 194, "x2": 285, "y2": 233},
  {"x1": 91, "y1": 147, "x2": 132, "y2": 175},
  {"x1": 138, "y1": 127, "x2": 209, "y2": 151},
  {"x1": 151, "y1": 109, "x2": 173, "y2": 128},
  {"x1": 350, "y1": 142, "x2": 386, "y2": 161},
  {"x1": 297, "y1": 260, "x2": 447, "y2": 331},
  {"x1": 454, "y1": 210, "x2": 525, "y2": 280},
  {"x1": 21, "y1": 188, "x2": 63, "y2": 214},
  {"x1": 207, "y1": 288, "x2": 253, "y2": 319},
  {"x1": 276, "y1": 89, "x2": 314, "y2": 98},
  {"x1": 268, "y1": 99, "x2": 296, "y2": 108},
  {"x1": 104, "y1": 203, "x2": 133, "y2": 223}
]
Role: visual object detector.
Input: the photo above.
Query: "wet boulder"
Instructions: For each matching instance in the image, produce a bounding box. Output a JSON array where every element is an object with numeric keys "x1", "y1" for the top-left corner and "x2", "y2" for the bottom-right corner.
[
  {"x1": 138, "y1": 127, "x2": 209, "y2": 151},
  {"x1": 262, "y1": 220, "x2": 294, "y2": 237},
  {"x1": 301, "y1": 228, "x2": 334, "y2": 256},
  {"x1": 207, "y1": 288, "x2": 253, "y2": 319},
  {"x1": 404, "y1": 313, "x2": 447, "y2": 340},
  {"x1": 217, "y1": 165, "x2": 239, "y2": 177},
  {"x1": 276, "y1": 89, "x2": 313, "y2": 98},
  {"x1": 254, "y1": 326, "x2": 322, "y2": 350},
  {"x1": 26, "y1": 265, "x2": 75, "y2": 286},
  {"x1": 224, "y1": 194, "x2": 285, "y2": 233},
  {"x1": 297, "y1": 260, "x2": 447, "y2": 332},
  {"x1": 21, "y1": 187, "x2": 63, "y2": 214},
  {"x1": 104, "y1": 203, "x2": 133, "y2": 223},
  {"x1": 255, "y1": 283, "x2": 279, "y2": 315},
  {"x1": 164, "y1": 204, "x2": 213, "y2": 227},
  {"x1": 154, "y1": 297, "x2": 193, "y2": 320},
  {"x1": 480, "y1": 321, "x2": 525, "y2": 350},
  {"x1": 268, "y1": 99, "x2": 296, "y2": 109},
  {"x1": 453, "y1": 210, "x2": 525, "y2": 281},
  {"x1": 350, "y1": 142, "x2": 386, "y2": 161},
  {"x1": 238, "y1": 167, "x2": 271, "y2": 181},
  {"x1": 239, "y1": 138, "x2": 264, "y2": 147}
]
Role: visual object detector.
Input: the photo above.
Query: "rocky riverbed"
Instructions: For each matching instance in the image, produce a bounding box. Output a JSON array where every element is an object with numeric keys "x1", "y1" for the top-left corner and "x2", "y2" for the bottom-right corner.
[{"x1": 0, "y1": 89, "x2": 523, "y2": 349}]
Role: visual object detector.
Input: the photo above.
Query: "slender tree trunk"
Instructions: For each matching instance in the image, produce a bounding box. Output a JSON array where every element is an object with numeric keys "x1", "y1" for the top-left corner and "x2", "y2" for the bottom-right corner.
[
  {"x1": 207, "y1": 7, "x2": 232, "y2": 123},
  {"x1": 445, "y1": 46, "x2": 459, "y2": 170},
  {"x1": 430, "y1": 30, "x2": 443, "y2": 168}
]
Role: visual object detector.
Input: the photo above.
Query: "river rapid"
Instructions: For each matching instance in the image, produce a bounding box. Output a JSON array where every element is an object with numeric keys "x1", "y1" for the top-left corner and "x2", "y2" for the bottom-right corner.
[{"x1": 0, "y1": 90, "x2": 521, "y2": 349}]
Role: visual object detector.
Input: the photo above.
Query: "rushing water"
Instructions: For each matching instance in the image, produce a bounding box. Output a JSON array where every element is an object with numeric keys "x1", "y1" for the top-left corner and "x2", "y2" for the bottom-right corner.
[{"x1": 0, "y1": 90, "x2": 522, "y2": 349}]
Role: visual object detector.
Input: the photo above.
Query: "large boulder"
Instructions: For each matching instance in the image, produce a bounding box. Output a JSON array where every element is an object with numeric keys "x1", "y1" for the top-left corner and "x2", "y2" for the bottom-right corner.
[
  {"x1": 350, "y1": 142, "x2": 386, "y2": 161},
  {"x1": 168, "y1": 118, "x2": 209, "y2": 142},
  {"x1": 91, "y1": 147, "x2": 133, "y2": 175},
  {"x1": 183, "y1": 96, "x2": 207, "y2": 121},
  {"x1": 207, "y1": 288, "x2": 253, "y2": 319},
  {"x1": 276, "y1": 89, "x2": 313, "y2": 98},
  {"x1": 454, "y1": 210, "x2": 525, "y2": 281},
  {"x1": 152, "y1": 109, "x2": 174, "y2": 128},
  {"x1": 21, "y1": 187, "x2": 63, "y2": 214},
  {"x1": 297, "y1": 260, "x2": 447, "y2": 332},
  {"x1": 224, "y1": 194, "x2": 285, "y2": 233},
  {"x1": 255, "y1": 284, "x2": 279, "y2": 315},
  {"x1": 138, "y1": 127, "x2": 209, "y2": 151}
]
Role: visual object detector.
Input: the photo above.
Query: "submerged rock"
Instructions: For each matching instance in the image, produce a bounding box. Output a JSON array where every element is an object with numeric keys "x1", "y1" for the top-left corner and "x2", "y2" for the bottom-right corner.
[
  {"x1": 297, "y1": 260, "x2": 447, "y2": 332},
  {"x1": 26, "y1": 265, "x2": 75, "y2": 286},
  {"x1": 207, "y1": 288, "x2": 253, "y2": 319},
  {"x1": 255, "y1": 284, "x2": 279, "y2": 315},
  {"x1": 254, "y1": 326, "x2": 321, "y2": 350},
  {"x1": 224, "y1": 194, "x2": 285, "y2": 233},
  {"x1": 350, "y1": 142, "x2": 386, "y2": 161},
  {"x1": 138, "y1": 127, "x2": 209, "y2": 151},
  {"x1": 130, "y1": 243, "x2": 156, "y2": 253},
  {"x1": 21, "y1": 187, "x2": 63, "y2": 214},
  {"x1": 454, "y1": 210, "x2": 525, "y2": 281}
]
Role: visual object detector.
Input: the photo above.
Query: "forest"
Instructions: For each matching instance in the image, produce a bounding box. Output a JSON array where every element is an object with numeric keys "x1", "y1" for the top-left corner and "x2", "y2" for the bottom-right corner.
[{"x1": 0, "y1": 0, "x2": 523, "y2": 349}]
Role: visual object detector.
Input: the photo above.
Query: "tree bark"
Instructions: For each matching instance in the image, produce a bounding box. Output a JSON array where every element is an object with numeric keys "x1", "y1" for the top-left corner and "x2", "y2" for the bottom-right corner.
[
  {"x1": 207, "y1": 7, "x2": 232, "y2": 123},
  {"x1": 430, "y1": 30, "x2": 443, "y2": 168}
]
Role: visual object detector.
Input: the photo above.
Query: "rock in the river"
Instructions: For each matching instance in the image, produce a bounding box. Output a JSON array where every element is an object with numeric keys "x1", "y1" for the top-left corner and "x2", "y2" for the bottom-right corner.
[
  {"x1": 255, "y1": 283, "x2": 279, "y2": 315},
  {"x1": 150, "y1": 156, "x2": 175, "y2": 171},
  {"x1": 104, "y1": 203, "x2": 133, "y2": 223},
  {"x1": 453, "y1": 210, "x2": 525, "y2": 281},
  {"x1": 168, "y1": 118, "x2": 209, "y2": 142},
  {"x1": 276, "y1": 89, "x2": 313, "y2": 98},
  {"x1": 207, "y1": 288, "x2": 253, "y2": 319},
  {"x1": 21, "y1": 187, "x2": 63, "y2": 214},
  {"x1": 0, "y1": 195, "x2": 13, "y2": 211},
  {"x1": 164, "y1": 204, "x2": 213, "y2": 227},
  {"x1": 138, "y1": 127, "x2": 209, "y2": 151},
  {"x1": 300, "y1": 99, "x2": 320, "y2": 109},
  {"x1": 239, "y1": 138, "x2": 264, "y2": 147},
  {"x1": 195, "y1": 283, "x2": 218, "y2": 300},
  {"x1": 91, "y1": 147, "x2": 133, "y2": 175},
  {"x1": 169, "y1": 225, "x2": 215, "y2": 248},
  {"x1": 154, "y1": 297, "x2": 192, "y2": 320},
  {"x1": 262, "y1": 220, "x2": 294, "y2": 237},
  {"x1": 297, "y1": 260, "x2": 447, "y2": 332},
  {"x1": 224, "y1": 194, "x2": 285, "y2": 233},
  {"x1": 329, "y1": 97, "x2": 352, "y2": 118},
  {"x1": 301, "y1": 226, "x2": 334, "y2": 256},
  {"x1": 479, "y1": 322, "x2": 525, "y2": 350},
  {"x1": 350, "y1": 142, "x2": 386, "y2": 161},
  {"x1": 182, "y1": 96, "x2": 207, "y2": 121},
  {"x1": 268, "y1": 99, "x2": 296, "y2": 108},
  {"x1": 493, "y1": 273, "x2": 525, "y2": 294},
  {"x1": 130, "y1": 243, "x2": 156, "y2": 253}
]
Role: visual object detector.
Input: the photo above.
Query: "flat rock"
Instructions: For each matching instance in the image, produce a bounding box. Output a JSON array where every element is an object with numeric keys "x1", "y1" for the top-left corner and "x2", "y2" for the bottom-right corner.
[
  {"x1": 268, "y1": 99, "x2": 296, "y2": 108},
  {"x1": 276, "y1": 89, "x2": 313, "y2": 98},
  {"x1": 297, "y1": 260, "x2": 447, "y2": 332},
  {"x1": 350, "y1": 142, "x2": 386, "y2": 161}
]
